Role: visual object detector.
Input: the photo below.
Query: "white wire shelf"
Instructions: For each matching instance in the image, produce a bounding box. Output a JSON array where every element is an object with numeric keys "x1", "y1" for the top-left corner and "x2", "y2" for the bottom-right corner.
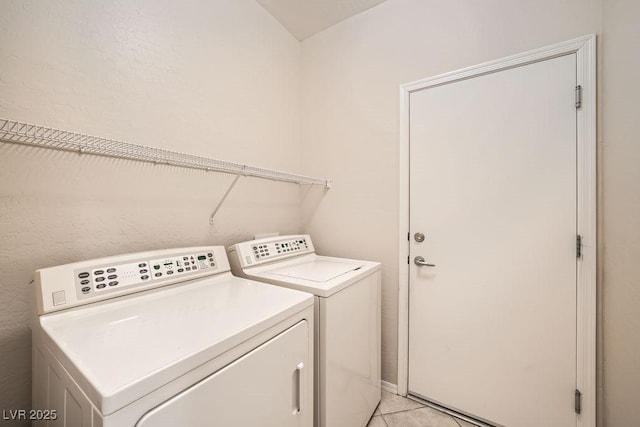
[{"x1": 0, "y1": 117, "x2": 331, "y2": 187}]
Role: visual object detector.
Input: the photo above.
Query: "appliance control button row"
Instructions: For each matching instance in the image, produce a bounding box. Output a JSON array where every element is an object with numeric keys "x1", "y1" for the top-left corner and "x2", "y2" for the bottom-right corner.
[
  {"x1": 275, "y1": 240, "x2": 303, "y2": 254},
  {"x1": 81, "y1": 251, "x2": 213, "y2": 294},
  {"x1": 253, "y1": 245, "x2": 271, "y2": 259},
  {"x1": 94, "y1": 267, "x2": 118, "y2": 275},
  {"x1": 74, "y1": 250, "x2": 217, "y2": 298}
]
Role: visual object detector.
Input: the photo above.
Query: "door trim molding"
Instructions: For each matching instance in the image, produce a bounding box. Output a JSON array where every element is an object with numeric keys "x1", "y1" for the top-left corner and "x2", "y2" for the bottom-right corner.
[{"x1": 397, "y1": 34, "x2": 596, "y2": 427}]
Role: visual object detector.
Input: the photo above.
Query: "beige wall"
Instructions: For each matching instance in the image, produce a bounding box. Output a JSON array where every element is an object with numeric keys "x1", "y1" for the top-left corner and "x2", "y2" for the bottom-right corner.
[
  {"x1": 2, "y1": 1, "x2": 639, "y2": 425},
  {"x1": 601, "y1": 0, "x2": 640, "y2": 425},
  {"x1": 0, "y1": 0, "x2": 302, "y2": 413}
]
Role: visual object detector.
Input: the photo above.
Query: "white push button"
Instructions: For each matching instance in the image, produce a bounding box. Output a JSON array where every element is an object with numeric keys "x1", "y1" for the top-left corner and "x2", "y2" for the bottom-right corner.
[{"x1": 52, "y1": 290, "x2": 66, "y2": 306}]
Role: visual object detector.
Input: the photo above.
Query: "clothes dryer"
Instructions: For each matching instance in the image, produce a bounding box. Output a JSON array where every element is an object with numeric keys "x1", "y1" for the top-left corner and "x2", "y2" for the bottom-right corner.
[
  {"x1": 31, "y1": 246, "x2": 314, "y2": 427},
  {"x1": 227, "y1": 235, "x2": 381, "y2": 427}
]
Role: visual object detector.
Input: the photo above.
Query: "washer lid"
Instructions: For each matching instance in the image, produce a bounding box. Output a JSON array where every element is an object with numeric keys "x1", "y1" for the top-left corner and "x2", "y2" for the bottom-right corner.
[
  {"x1": 266, "y1": 258, "x2": 363, "y2": 282},
  {"x1": 38, "y1": 273, "x2": 313, "y2": 416},
  {"x1": 244, "y1": 254, "x2": 381, "y2": 297}
]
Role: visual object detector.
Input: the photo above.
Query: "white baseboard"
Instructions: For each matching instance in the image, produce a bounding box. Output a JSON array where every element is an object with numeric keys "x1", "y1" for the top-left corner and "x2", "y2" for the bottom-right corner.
[{"x1": 381, "y1": 380, "x2": 397, "y2": 395}]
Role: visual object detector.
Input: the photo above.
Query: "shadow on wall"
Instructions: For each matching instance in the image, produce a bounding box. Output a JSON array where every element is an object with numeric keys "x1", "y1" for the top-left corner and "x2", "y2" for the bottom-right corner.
[
  {"x1": 300, "y1": 184, "x2": 330, "y2": 230},
  {"x1": 0, "y1": 327, "x2": 32, "y2": 415}
]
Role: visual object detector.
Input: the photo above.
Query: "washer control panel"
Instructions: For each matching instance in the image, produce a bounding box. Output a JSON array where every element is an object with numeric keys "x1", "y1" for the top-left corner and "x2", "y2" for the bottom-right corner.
[
  {"x1": 228, "y1": 235, "x2": 315, "y2": 268},
  {"x1": 252, "y1": 237, "x2": 309, "y2": 261},
  {"x1": 73, "y1": 250, "x2": 216, "y2": 299}
]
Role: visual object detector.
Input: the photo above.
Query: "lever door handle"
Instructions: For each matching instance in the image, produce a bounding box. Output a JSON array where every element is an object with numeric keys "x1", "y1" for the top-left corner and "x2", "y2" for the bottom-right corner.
[{"x1": 414, "y1": 256, "x2": 435, "y2": 267}]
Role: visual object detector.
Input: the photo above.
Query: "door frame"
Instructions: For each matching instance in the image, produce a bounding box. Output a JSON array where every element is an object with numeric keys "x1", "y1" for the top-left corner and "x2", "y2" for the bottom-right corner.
[{"x1": 397, "y1": 35, "x2": 596, "y2": 427}]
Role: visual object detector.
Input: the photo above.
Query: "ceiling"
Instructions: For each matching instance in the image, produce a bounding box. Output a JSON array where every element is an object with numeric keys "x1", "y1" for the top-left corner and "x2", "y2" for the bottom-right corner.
[{"x1": 256, "y1": 0, "x2": 387, "y2": 41}]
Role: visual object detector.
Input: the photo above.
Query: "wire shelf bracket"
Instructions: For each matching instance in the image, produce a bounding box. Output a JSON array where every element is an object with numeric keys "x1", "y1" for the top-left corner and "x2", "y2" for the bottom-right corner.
[
  {"x1": 0, "y1": 117, "x2": 332, "y2": 223},
  {"x1": 209, "y1": 174, "x2": 242, "y2": 225}
]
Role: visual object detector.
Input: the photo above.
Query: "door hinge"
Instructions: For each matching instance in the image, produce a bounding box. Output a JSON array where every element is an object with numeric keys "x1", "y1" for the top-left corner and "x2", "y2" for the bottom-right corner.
[
  {"x1": 407, "y1": 255, "x2": 410, "y2": 264},
  {"x1": 576, "y1": 235, "x2": 582, "y2": 259},
  {"x1": 575, "y1": 389, "x2": 582, "y2": 414},
  {"x1": 575, "y1": 85, "x2": 582, "y2": 109},
  {"x1": 408, "y1": 232, "x2": 410, "y2": 241}
]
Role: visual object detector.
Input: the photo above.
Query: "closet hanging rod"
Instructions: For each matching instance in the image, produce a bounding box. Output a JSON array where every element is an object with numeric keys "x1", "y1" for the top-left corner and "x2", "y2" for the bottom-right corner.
[{"x1": 0, "y1": 118, "x2": 331, "y2": 188}]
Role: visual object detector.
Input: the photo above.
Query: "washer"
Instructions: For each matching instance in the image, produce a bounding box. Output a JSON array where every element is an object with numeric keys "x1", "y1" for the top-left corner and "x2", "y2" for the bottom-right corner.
[
  {"x1": 227, "y1": 235, "x2": 381, "y2": 427},
  {"x1": 31, "y1": 246, "x2": 314, "y2": 427}
]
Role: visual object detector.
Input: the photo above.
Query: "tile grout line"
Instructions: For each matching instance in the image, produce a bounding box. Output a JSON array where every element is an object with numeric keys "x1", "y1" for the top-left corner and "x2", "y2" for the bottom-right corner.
[
  {"x1": 379, "y1": 393, "x2": 426, "y2": 417},
  {"x1": 369, "y1": 406, "x2": 389, "y2": 427},
  {"x1": 379, "y1": 405, "x2": 469, "y2": 427},
  {"x1": 379, "y1": 405, "x2": 425, "y2": 417}
]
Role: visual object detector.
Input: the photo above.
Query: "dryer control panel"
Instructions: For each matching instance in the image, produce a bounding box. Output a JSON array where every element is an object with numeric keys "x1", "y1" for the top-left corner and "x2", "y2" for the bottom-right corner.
[
  {"x1": 228, "y1": 235, "x2": 315, "y2": 268},
  {"x1": 35, "y1": 246, "x2": 230, "y2": 315},
  {"x1": 73, "y1": 251, "x2": 217, "y2": 299}
]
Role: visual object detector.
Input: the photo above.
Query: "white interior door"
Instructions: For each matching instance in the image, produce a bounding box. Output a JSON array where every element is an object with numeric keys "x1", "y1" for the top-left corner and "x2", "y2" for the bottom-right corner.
[{"x1": 408, "y1": 54, "x2": 578, "y2": 427}]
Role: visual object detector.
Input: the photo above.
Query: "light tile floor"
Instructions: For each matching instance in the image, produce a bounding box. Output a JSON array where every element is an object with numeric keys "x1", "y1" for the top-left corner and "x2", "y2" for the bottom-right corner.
[{"x1": 367, "y1": 391, "x2": 478, "y2": 427}]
